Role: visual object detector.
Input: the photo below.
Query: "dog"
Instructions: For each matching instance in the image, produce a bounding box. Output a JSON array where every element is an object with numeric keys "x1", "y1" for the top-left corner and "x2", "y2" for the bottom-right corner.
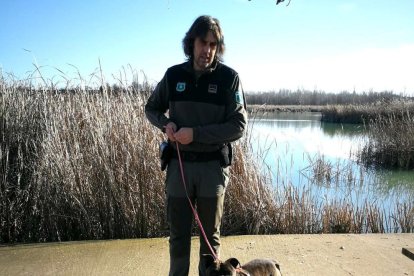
[{"x1": 205, "y1": 255, "x2": 282, "y2": 276}]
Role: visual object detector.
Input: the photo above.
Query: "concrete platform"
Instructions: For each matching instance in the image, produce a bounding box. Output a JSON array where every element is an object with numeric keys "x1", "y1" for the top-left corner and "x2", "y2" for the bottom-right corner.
[{"x1": 1, "y1": 234, "x2": 413, "y2": 275}]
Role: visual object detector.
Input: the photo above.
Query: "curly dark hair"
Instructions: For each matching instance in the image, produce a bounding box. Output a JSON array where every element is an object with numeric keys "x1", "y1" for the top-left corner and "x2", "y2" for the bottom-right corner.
[{"x1": 182, "y1": 15, "x2": 225, "y2": 62}]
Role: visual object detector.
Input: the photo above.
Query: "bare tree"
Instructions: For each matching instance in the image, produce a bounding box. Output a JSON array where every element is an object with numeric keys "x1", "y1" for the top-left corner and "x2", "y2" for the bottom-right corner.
[
  {"x1": 276, "y1": 0, "x2": 291, "y2": 5},
  {"x1": 249, "y1": 0, "x2": 291, "y2": 5}
]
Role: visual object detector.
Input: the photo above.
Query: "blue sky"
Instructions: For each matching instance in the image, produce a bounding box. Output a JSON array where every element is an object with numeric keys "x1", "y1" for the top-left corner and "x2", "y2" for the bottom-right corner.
[{"x1": 1, "y1": 0, "x2": 414, "y2": 94}]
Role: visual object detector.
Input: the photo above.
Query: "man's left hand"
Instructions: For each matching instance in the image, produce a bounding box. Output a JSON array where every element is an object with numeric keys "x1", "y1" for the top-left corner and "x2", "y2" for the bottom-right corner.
[{"x1": 173, "y1": 128, "x2": 193, "y2": 145}]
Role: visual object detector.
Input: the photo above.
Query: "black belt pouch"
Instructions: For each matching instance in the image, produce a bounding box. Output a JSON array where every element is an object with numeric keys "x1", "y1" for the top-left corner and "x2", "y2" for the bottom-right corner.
[
  {"x1": 160, "y1": 141, "x2": 172, "y2": 171},
  {"x1": 220, "y1": 143, "x2": 233, "y2": 168}
]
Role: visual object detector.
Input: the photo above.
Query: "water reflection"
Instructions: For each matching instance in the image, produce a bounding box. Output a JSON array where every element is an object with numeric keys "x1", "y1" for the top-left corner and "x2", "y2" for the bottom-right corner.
[
  {"x1": 321, "y1": 122, "x2": 366, "y2": 138},
  {"x1": 375, "y1": 169, "x2": 414, "y2": 194},
  {"x1": 250, "y1": 112, "x2": 414, "y2": 205},
  {"x1": 252, "y1": 111, "x2": 322, "y2": 121},
  {"x1": 254, "y1": 118, "x2": 321, "y2": 129}
]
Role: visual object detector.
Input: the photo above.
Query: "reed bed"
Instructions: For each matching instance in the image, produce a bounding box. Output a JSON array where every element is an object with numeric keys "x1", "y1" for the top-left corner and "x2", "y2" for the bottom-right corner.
[
  {"x1": 320, "y1": 100, "x2": 414, "y2": 124},
  {"x1": 321, "y1": 104, "x2": 372, "y2": 124},
  {"x1": 300, "y1": 154, "x2": 413, "y2": 233},
  {"x1": 1, "y1": 71, "x2": 413, "y2": 243},
  {"x1": 360, "y1": 101, "x2": 414, "y2": 169},
  {"x1": 1, "y1": 73, "x2": 165, "y2": 242}
]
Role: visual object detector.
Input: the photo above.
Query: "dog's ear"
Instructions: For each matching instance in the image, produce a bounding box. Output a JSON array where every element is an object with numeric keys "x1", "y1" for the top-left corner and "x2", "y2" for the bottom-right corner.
[
  {"x1": 226, "y1": 257, "x2": 240, "y2": 269},
  {"x1": 203, "y1": 254, "x2": 216, "y2": 269},
  {"x1": 274, "y1": 259, "x2": 281, "y2": 272}
]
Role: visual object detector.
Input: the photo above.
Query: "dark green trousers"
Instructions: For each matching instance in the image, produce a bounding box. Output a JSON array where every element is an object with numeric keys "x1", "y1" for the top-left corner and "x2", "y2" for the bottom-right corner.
[{"x1": 166, "y1": 159, "x2": 229, "y2": 276}]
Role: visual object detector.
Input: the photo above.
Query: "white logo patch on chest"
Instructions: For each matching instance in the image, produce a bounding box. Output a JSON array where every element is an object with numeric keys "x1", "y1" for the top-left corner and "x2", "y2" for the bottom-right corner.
[{"x1": 208, "y1": 84, "x2": 218, "y2": 94}]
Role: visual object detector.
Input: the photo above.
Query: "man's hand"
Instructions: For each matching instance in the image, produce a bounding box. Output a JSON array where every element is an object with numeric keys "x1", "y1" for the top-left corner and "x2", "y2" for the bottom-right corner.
[
  {"x1": 164, "y1": 122, "x2": 177, "y2": 141},
  {"x1": 173, "y1": 127, "x2": 193, "y2": 145}
]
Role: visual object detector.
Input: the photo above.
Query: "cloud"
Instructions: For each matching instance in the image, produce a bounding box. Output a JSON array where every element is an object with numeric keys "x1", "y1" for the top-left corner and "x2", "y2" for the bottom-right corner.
[
  {"x1": 239, "y1": 44, "x2": 414, "y2": 94},
  {"x1": 311, "y1": 44, "x2": 414, "y2": 93}
]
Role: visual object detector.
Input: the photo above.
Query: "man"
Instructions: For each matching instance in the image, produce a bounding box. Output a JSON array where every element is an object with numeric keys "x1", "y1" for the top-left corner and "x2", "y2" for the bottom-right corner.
[{"x1": 145, "y1": 15, "x2": 247, "y2": 276}]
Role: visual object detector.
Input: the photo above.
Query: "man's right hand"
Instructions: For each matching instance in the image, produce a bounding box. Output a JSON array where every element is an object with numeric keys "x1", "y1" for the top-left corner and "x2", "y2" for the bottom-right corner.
[{"x1": 164, "y1": 122, "x2": 177, "y2": 141}]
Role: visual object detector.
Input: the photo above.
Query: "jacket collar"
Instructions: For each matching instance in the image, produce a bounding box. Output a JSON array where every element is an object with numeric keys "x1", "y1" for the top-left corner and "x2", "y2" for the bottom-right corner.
[{"x1": 183, "y1": 59, "x2": 220, "y2": 75}]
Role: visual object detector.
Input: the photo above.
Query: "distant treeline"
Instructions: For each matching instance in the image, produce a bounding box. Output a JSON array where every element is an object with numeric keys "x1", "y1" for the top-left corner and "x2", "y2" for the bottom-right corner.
[{"x1": 245, "y1": 90, "x2": 412, "y2": 106}]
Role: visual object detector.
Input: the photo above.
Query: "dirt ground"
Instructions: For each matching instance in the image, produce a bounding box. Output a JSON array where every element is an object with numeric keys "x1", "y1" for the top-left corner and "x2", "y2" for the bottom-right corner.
[{"x1": 1, "y1": 234, "x2": 413, "y2": 275}]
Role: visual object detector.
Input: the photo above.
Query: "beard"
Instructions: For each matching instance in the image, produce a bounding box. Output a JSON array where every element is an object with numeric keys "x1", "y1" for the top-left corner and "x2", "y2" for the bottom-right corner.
[{"x1": 194, "y1": 55, "x2": 214, "y2": 71}]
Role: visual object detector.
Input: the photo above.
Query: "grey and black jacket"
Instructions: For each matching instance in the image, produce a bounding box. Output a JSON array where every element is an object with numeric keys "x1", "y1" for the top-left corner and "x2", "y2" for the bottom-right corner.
[{"x1": 145, "y1": 60, "x2": 247, "y2": 153}]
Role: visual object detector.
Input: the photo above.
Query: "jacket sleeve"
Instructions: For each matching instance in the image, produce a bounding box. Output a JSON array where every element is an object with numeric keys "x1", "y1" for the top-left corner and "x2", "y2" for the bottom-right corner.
[
  {"x1": 144, "y1": 73, "x2": 171, "y2": 131},
  {"x1": 192, "y1": 74, "x2": 247, "y2": 144}
]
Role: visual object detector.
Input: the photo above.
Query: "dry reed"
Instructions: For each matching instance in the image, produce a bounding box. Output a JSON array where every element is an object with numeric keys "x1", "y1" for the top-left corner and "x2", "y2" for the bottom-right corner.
[
  {"x1": 360, "y1": 101, "x2": 414, "y2": 169},
  {"x1": 1, "y1": 70, "x2": 413, "y2": 243}
]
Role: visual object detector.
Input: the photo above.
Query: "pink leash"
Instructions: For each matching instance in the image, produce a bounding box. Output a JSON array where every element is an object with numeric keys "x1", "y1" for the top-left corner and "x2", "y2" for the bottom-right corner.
[{"x1": 175, "y1": 141, "x2": 219, "y2": 262}]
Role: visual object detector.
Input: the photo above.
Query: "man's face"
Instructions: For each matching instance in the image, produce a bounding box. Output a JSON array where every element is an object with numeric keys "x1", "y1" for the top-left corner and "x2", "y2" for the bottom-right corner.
[{"x1": 193, "y1": 30, "x2": 218, "y2": 71}]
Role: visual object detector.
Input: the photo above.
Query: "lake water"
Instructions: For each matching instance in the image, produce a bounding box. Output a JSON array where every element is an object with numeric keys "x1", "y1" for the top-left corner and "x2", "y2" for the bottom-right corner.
[{"x1": 249, "y1": 112, "x2": 414, "y2": 227}]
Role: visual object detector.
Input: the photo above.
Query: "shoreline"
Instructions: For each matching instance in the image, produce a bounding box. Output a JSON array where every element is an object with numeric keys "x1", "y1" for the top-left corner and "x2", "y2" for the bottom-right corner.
[{"x1": 247, "y1": 104, "x2": 325, "y2": 113}]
